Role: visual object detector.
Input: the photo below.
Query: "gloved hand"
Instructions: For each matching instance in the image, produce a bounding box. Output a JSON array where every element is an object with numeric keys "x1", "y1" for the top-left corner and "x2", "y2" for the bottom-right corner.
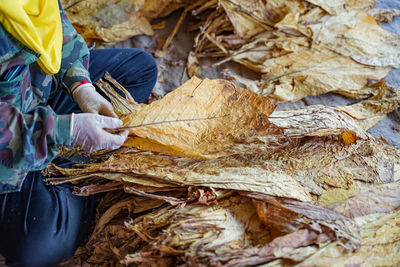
[
  {"x1": 71, "y1": 113, "x2": 129, "y2": 152},
  {"x1": 72, "y1": 83, "x2": 117, "y2": 118}
]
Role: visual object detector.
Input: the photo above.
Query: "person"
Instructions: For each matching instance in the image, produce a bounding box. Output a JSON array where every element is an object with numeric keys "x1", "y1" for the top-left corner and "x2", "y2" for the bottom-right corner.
[{"x1": 0, "y1": 0, "x2": 157, "y2": 266}]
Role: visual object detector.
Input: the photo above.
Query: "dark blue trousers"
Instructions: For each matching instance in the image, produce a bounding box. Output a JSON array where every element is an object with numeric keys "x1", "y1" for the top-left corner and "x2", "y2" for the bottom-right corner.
[{"x1": 0, "y1": 48, "x2": 157, "y2": 267}]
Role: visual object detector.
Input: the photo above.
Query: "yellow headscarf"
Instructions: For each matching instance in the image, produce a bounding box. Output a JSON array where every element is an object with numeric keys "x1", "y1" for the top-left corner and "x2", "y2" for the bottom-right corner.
[{"x1": 0, "y1": 0, "x2": 62, "y2": 74}]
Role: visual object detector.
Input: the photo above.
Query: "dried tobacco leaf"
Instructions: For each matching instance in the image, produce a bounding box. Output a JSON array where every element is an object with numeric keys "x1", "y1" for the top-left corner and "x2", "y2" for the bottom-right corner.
[
  {"x1": 306, "y1": 0, "x2": 376, "y2": 15},
  {"x1": 299, "y1": 211, "x2": 400, "y2": 266},
  {"x1": 369, "y1": 8, "x2": 400, "y2": 22},
  {"x1": 299, "y1": 182, "x2": 400, "y2": 266},
  {"x1": 61, "y1": 0, "x2": 153, "y2": 43},
  {"x1": 222, "y1": 46, "x2": 390, "y2": 102},
  {"x1": 310, "y1": 10, "x2": 400, "y2": 68},
  {"x1": 268, "y1": 105, "x2": 369, "y2": 139},
  {"x1": 95, "y1": 73, "x2": 139, "y2": 116},
  {"x1": 191, "y1": 0, "x2": 399, "y2": 106},
  {"x1": 336, "y1": 81, "x2": 400, "y2": 130},
  {"x1": 186, "y1": 51, "x2": 201, "y2": 78},
  {"x1": 49, "y1": 132, "x2": 400, "y2": 204},
  {"x1": 219, "y1": 0, "x2": 267, "y2": 39},
  {"x1": 119, "y1": 196, "x2": 301, "y2": 265},
  {"x1": 329, "y1": 182, "x2": 400, "y2": 218},
  {"x1": 118, "y1": 76, "x2": 275, "y2": 159},
  {"x1": 138, "y1": 0, "x2": 192, "y2": 20},
  {"x1": 115, "y1": 196, "x2": 361, "y2": 266},
  {"x1": 249, "y1": 47, "x2": 389, "y2": 102},
  {"x1": 252, "y1": 197, "x2": 361, "y2": 250}
]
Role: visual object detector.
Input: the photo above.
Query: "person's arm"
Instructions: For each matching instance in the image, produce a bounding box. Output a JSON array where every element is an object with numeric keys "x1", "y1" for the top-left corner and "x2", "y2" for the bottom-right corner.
[
  {"x1": 54, "y1": 6, "x2": 117, "y2": 117},
  {"x1": 54, "y1": 7, "x2": 92, "y2": 98},
  {"x1": 0, "y1": 103, "x2": 70, "y2": 170},
  {"x1": 0, "y1": 101, "x2": 127, "y2": 171}
]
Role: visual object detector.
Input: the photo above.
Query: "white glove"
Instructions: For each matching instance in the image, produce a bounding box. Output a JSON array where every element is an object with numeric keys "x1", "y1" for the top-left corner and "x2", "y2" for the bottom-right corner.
[
  {"x1": 71, "y1": 113, "x2": 129, "y2": 152},
  {"x1": 72, "y1": 83, "x2": 117, "y2": 118}
]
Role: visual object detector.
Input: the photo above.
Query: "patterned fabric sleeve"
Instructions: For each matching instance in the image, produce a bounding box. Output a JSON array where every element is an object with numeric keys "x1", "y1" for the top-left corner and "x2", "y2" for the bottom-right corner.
[
  {"x1": 55, "y1": 8, "x2": 92, "y2": 99},
  {"x1": 0, "y1": 103, "x2": 70, "y2": 170},
  {"x1": 0, "y1": 3, "x2": 90, "y2": 190}
]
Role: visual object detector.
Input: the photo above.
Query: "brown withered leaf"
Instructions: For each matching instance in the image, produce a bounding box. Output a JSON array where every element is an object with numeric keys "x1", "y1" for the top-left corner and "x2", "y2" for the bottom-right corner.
[
  {"x1": 254, "y1": 46, "x2": 390, "y2": 102},
  {"x1": 61, "y1": 0, "x2": 154, "y2": 44},
  {"x1": 310, "y1": 10, "x2": 400, "y2": 68},
  {"x1": 369, "y1": 8, "x2": 400, "y2": 22},
  {"x1": 61, "y1": 0, "x2": 196, "y2": 44},
  {"x1": 336, "y1": 81, "x2": 400, "y2": 130},
  {"x1": 329, "y1": 182, "x2": 400, "y2": 218},
  {"x1": 219, "y1": 0, "x2": 267, "y2": 39},
  {"x1": 300, "y1": 211, "x2": 400, "y2": 266},
  {"x1": 222, "y1": 0, "x2": 309, "y2": 30},
  {"x1": 186, "y1": 51, "x2": 201, "y2": 78},
  {"x1": 118, "y1": 196, "x2": 360, "y2": 266},
  {"x1": 252, "y1": 197, "x2": 361, "y2": 250},
  {"x1": 299, "y1": 185, "x2": 400, "y2": 267},
  {"x1": 119, "y1": 76, "x2": 275, "y2": 159},
  {"x1": 223, "y1": 46, "x2": 390, "y2": 102},
  {"x1": 49, "y1": 133, "x2": 400, "y2": 204},
  {"x1": 138, "y1": 0, "x2": 192, "y2": 20},
  {"x1": 291, "y1": 181, "x2": 400, "y2": 265}
]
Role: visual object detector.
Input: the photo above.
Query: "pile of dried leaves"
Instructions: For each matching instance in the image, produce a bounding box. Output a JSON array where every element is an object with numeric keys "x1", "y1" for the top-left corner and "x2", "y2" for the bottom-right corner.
[
  {"x1": 60, "y1": 0, "x2": 192, "y2": 44},
  {"x1": 45, "y1": 74, "x2": 400, "y2": 266},
  {"x1": 180, "y1": 0, "x2": 400, "y2": 103},
  {"x1": 55, "y1": 0, "x2": 400, "y2": 265}
]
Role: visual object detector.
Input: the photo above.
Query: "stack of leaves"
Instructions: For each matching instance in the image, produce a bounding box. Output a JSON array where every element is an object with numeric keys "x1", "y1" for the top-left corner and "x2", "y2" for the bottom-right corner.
[
  {"x1": 45, "y1": 74, "x2": 400, "y2": 266},
  {"x1": 183, "y1": 0, "x2": 400, "y2": 104},
  {"x1": 60, "y1": 0, "x2": 192, "y2": 44}
]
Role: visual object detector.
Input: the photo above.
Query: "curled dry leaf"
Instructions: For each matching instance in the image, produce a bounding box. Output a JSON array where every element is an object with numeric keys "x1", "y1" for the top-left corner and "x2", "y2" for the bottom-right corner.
[
  {"x1": 299, "y1": 182, "x2": 400, "y2": 266},
  {"x1": 369, "y1": 8, "x2": 400, "y2": 22},
  {"x1": 186, "y1": 51, "x2": 201, "y2": 78},
  {"x1": 190, "y1": 0, "x2": 399, "y2": 109},
  {"x1": 250, "y1": 47, "x2": 389, "y2": 102},
  {"x1": 252, "y1": 197, "x2": 361, "y2": 250},
  {"x1": 299, "y1": 211, "x2": 400, "y2": 266},
  {"x1": 329, "y1": 182, "x2": 400, "y2": 218},
  {"x1": 336, "y1": 81, "x2": 400, "y2": 130}
]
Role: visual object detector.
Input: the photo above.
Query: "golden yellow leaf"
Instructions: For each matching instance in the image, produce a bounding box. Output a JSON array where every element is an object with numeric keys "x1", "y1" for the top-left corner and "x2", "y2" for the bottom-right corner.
[{"x1": 119, "y1": 76, "x2": 275, "y2": 159}]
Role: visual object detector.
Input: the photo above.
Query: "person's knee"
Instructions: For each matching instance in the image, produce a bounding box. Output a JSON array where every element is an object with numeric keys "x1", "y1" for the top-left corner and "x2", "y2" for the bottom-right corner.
[
  {"x1": 131, "y1": 49, "x2": 158, "y2": 83},
  {"x1": 0, "y1": 175, "x2": 93, "y2": 267},
  {"x1": 2, "y1": 232, "x2": 78, "y2": 267},
  {"x1": 121, "y1": 49, "x2": 158, "y2": 103}
]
